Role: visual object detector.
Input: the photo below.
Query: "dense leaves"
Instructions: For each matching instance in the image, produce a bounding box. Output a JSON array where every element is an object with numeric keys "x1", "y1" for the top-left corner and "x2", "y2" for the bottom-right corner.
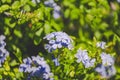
[{"x1": 0, "y1": 0, "x2": 120, "y2": 80}]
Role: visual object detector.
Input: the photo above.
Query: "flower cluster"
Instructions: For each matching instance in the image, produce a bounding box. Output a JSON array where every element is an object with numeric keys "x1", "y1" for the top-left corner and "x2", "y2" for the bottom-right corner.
[
  {"x1": 95, "y1": 51, "x2": 116, "y2": 78},
  {"x1": 96, "y1": 41, "x2": 106, "y2": 49},
  {"x1": 44, "y1": 0, "x2": 61, "y2": 19},
  {"x1": 19, "y1": 55, "x2": 53, "y2": 80},
  {"x1": 95, "y1": 64, "x2": 116, "y2": 78},
  {"x1": 75, "y1": 49, "x2": 96, "y2": 68},
  {"x1": 0, "y1": 35, "x2": 9, "y2": 67},
  {"x1": 43, "y1": 32, "x2": 73, "y2": 53}
]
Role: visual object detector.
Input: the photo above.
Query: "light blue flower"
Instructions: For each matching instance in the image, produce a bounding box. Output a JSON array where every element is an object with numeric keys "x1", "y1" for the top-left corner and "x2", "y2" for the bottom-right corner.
[
  {"x1": 0, "y1": 35, "x2": 6, "y2": 51},
  {"x1": 0, "y1": 35, "x2": 9, "y2": 67},
  {"x1": 32, "y1": 55, "x2": 45, "y2": 66},
  {"x1": 52, "y1": 58, "x2": 60, "y2": 66},
  {"x1": 43, "y1": 72, "x2": 54, "y2": 80},
  {"x1": 19, "y1": 64, "x2": 31, "y2": 72},
  {"x1": 95, "y1": 64, "x2": 107, "y2": 78},
  {"x1": 0, "y1": 35, "x2": 6, "y2": 48},
  {"x1": 19, "y1": 57, "x2": 32, "y2": 72},
  {"x1": 95, "y1": 64, "x2": 116, "y2": 78},
  {"x1": 83, "y1": 58, "x2": 96, "y2": 68},
  {"x1": 44, "y1": 0, "x2": 54, "y2": 7},
  {"x1": 75, "y1": 49, "x2": 89, "y2": 63},
  {"x1": 44, "y1": 32, "x2": 73, "y2": 53},
  {"x1": 0, "y1": 35, "x2": 6, "y2": 41},
  {"x1": 44, "y1": 0, "x2": 61, "y2": 19},
  {"x1": 44, "y1": 44, "x2": 53, "y2": 53},
  {"x1": 75, "y1": 49, "x2": 95, "y2": 68},
  {"x1": 96, "y1": 41, "x2": 106, "y2": 49},
  {"x1": 23, "y1": 57, "x2": 32, "y2": 65},
  {"x1": 19, "y1": 55, "x2": 53, "y2": 80},
  {"x1": 53, "y1": 6, "x2": 61, "y2": 19},
  {"x1": 52, "y1": 55, "x2": 60, "y2": 66},
  {"x1": 100, "y1": 52, "x2": 114, "y2": 66}
]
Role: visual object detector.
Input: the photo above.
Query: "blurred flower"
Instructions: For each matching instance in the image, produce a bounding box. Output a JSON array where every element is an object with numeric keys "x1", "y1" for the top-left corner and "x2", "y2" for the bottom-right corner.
[
  {"x1": 0, "y1": 35, "x2": 9, "y2": 67},
  {"x1": 75, "y1": 49, "x2": 95, "y2": 68},
  {"x1": 53, "y1": 5, "x2": 61, "y2": 19},
  {"x1": 44, "y1": 0, "x2": 61, "y2": 19},
  {"x1": 52, "y1": 58, "x2": 60, "y2": 66},
  {"x1": 53, "y1": 10, "x2": 60, "y2": 19},
  {"x1": 82, "y1": 58, "x2": 96, "y2": 68},
  {"x1": 44, "y1": 32, "x2": 73, "y2": 53},
  {"x1": 44, "y1": 0, "x2": 54, "y2": 7},
  {"x1": 32, "y1": 0, "x2": 41, "y2": 4},
  {"x1": 19, "y1": 55, "x2": 53, "y2": 80},
  {"x1": 100, "y1": 52, "x2": 114, "y2": 66},
  {"x1": 0, "y1": 35, "x2": 6, "y2": 48},
  {"x1": 117, "y1": 0, "x2": 120, "y2": 3},
  {"x1": 52, "y1": 55, "x2": 60, "y2": 66},
  {"x1": 95, "y1": 52, "x2": 116, "y2": 78},
  {"x1": 95, "y1": 64, "x2": 116, "y2": 78},
  {"x1": 19, "y1": 57, "x2": 32, "y2": 72},
  {"x1": 96, "y1": 41, "x2": 106, "y2": 49},
  {"x1": 75, "y1": 50, "x2": 89, "y2": 63}
]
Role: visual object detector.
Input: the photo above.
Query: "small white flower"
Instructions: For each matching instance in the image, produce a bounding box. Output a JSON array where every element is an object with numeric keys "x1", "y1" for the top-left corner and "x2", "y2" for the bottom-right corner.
[
  {"x1": 23, "y1": 57, "x2": 32, "y2": 65},
  {"x1": 84, "y1": 58, "x2": 96, "y2": 68},
  {"x1": 75, "y1": 49, "x2": 89, "y2": 63},
  {"x1": 49, "y1": 40, "x2": 55, "y2": 44},
  {"x1": 52, "y1": 44, "x2": 58, "y2": 49},
  {"x1": 54, "y1": 6, "x2": 61, "y2": 11},
  {"x1": 75, "y1": 49, "x2": 95, "y2": 68},
  {"x1": 100, "y1": 52, "x2": 114, "y2": 66},
  {"x1": 95, "y1": 64, "x2": 107, "y2": 78},
  {"x1": 0, "y1": 35, "x2": 6, "y2": 41},
  {"x1": 53, "y1": 11, "x2": 60, "y2": 19},
  {"x1": 96, "y1": 41, "x2": 106, "y2": 49},
  {"x1": 95, "y1": 64, "x2": 116, "y2": 78},
  {"x1": 44, "y1": 0, "x2": 61, "y2": 19}
]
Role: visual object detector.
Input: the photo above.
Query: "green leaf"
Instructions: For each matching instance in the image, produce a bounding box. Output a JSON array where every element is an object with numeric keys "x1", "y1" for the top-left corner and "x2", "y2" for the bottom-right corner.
[
  {"x1": 0, "y1": 75, "x2": 2, "y2": 79},
  {"x1": 11, "y1": 1, "x2": 20, "y2": 10},
  {"x1": 51, "y1": 20, "x2": 62, "y2": 31},
  {"x1": 70, "y1": 9, "x2": 79, "y2": 20},
  {"x1": 10, "y1": 60, "x2": 19, "y2": 67},
  {"x1": 64, "y1": 9, "x2": 70, "y2": 18},
  {"x1": 1, "y1": 0, "x2": 11, "y2": 3},
  {"x1": 0, "y1": 4, "x2": 10, "y2": 13},
  {"x1": 44, "y1": 22, "x2": 51, "y2": 34},
  {"x1": 104, "y1": 30, "x2": 113, "y2": 39},
  {"x1": 1, "y1": 0, "x2": 6, "y2": 3},
  {"x1": 35, "y1": 28, "x2": 43, "y2": 36},
  {"x1": 88, "y1": 1, "x2": 96, "y2": 7},
  {"x1": 4, "y1": 27, "x2": 10, "y2": 35},
  {"x1": 23, "y1": 5, "x2": 31, "y2": 11},
  {"x1": 5, "y1": 18, "x2": 16, "y2": 28},
  {"x1": 34, "y1": 36, "x2": 42, "y2": 45},
  {"x1": 12, "y1": 45, "x2": 22, "y2": 62},
  {"x1": 14, "y1": 29, "x2": 22, "y2": 38}
]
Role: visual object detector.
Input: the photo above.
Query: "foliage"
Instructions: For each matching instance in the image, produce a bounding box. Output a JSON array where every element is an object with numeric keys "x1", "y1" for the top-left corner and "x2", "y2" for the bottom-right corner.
[{"x1": 0, "y1": 0, "x2": 120, "y2": 80}]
